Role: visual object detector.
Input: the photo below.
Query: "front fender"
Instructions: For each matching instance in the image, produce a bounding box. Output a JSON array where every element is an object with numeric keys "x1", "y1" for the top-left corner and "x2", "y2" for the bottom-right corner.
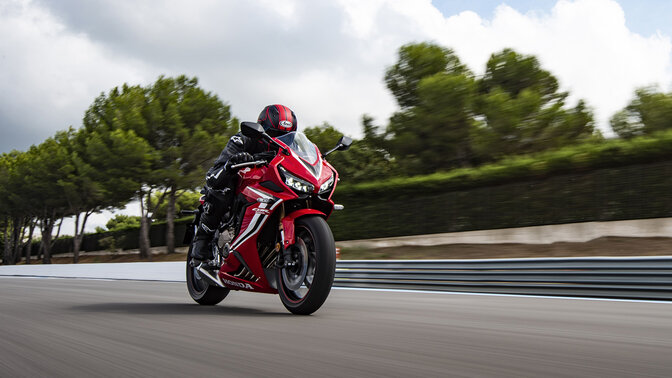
[{"x1": 281, "y1": 209, "x2": 325, "y2": 248}]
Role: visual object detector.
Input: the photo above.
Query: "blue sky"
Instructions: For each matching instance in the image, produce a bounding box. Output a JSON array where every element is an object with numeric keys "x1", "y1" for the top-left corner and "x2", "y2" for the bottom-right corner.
[{"x1": 432, "y1": 0, "x2": 672, "y2": 38}]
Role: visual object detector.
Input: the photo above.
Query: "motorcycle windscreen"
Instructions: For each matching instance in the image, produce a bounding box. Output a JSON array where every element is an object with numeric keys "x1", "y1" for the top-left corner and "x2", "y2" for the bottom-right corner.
[{"x1": 276, "y1": 132, "x2": 319, "y2": 165}]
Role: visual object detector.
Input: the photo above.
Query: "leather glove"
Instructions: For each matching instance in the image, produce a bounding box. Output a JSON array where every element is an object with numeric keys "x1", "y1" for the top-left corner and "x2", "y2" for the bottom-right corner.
[{"x1": 229, "y1": 152, "x2": 254, "y2": 167}]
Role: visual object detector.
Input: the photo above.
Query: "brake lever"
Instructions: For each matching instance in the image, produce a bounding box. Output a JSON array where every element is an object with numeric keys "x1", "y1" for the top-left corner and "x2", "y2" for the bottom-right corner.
[{"x1": 230, "y1": 159, "x2": 268, "y2": 169}]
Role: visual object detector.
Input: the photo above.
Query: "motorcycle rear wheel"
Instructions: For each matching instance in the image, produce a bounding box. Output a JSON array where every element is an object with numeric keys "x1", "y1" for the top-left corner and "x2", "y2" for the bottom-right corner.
[
  {"x1": 186, "y1": 245, "x2": 230, "y2": 305},
  {"x1": 278, "y1": 215, "x2": 336, "y2": 315}
]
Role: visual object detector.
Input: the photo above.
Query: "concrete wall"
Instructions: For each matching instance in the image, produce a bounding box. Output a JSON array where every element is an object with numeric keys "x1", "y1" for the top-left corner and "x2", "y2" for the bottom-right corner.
[{"x1": 336, "y1": 217, "x2": 672, "y2": 249}]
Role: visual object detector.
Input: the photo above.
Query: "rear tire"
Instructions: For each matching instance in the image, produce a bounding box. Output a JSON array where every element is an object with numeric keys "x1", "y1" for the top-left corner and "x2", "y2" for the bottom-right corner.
[
  {"x1": 278, "y1": 216, "x2": 336, "y2": 315},
  {"x1": 186, "y1": 244, "x2": 230, "y2": 305}
]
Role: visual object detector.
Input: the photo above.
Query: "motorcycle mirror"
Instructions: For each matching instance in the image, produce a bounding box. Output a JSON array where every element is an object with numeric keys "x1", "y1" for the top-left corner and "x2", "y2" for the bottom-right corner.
[
  {"x1": 322, "y1": 135, "x2": 353, "y2": 158},
  {"x1": 336, "y1": 136, "x2": 352, "y2": 151},
  {"x1": 241, "y1": 121, "x2": 290, "y2": 155},
  {"x1": 241, "y1": 122, "x2": 266, "y2": 139}
]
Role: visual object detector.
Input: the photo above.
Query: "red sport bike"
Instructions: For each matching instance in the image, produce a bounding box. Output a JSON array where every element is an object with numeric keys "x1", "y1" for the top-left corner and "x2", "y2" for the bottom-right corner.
[{"x1": 183, "y1": 122, "x2": 351, "y2": 315}]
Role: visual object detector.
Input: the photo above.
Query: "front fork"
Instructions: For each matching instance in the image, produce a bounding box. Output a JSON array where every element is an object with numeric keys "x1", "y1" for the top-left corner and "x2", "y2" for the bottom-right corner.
[{"x1": 276, "y1": 207, "x2": 325, "y2": 268}]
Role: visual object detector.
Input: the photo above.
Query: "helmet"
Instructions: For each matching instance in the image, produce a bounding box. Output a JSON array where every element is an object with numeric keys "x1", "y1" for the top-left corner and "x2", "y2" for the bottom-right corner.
[{"x1": 257, "y1": 104, "x2": 297, "y2": 137}]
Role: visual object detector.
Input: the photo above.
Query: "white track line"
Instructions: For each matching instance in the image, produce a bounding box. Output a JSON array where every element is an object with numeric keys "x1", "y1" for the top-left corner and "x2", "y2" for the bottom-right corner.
[{"x1": 333, "y1": 286, "x2": 672, "y2": 304}]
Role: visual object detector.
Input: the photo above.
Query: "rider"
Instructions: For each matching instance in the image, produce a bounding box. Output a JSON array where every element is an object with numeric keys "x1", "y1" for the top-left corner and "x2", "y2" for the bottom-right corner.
[{"x1": 191, "y1": 104, "x2": 298, "y2": 262}]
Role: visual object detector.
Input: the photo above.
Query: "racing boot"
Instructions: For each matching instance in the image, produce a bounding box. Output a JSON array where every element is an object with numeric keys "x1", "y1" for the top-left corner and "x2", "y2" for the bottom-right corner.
[
  {"x1": 190, "y1": 235, "x2": 211, "y2": 265},
  {"x1": 191, "y1": 185, "x2": 232, "y2": 265},
  {"x1": 191, "y1": 215, "x2": 217, "y2": 265}
]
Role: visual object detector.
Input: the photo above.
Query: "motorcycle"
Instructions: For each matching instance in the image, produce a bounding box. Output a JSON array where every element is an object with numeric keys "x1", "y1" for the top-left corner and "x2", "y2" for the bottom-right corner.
[{"x1": 182, "y1": 121, "x2": 352, "y2": 315}]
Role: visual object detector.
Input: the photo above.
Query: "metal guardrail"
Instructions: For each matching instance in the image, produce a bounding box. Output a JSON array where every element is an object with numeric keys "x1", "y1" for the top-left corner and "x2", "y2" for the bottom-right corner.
[{"x1": 334, "y1": 257, "x2": 672, "y2": 300}]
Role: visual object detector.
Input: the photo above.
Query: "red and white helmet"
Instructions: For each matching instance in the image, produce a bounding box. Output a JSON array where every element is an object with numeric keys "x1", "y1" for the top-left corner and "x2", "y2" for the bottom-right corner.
[{"x1": 257, "y1": 104, "x2": 297, "y2": 137}]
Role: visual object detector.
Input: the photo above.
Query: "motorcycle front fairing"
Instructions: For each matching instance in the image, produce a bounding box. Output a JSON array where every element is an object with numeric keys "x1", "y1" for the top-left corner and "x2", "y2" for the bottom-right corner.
[{"x1": 216, "y1": 132, "x2": 339, "y2": 293}]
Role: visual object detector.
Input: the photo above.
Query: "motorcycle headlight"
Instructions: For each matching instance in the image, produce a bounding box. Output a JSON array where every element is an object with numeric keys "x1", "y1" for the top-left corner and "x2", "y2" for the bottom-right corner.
[
  {"x1": 279, "y1": 166, "x2": 314, "y2": 193},
  {"x1": 319, "y1": 172, "x2": 335, "y2": 194}
]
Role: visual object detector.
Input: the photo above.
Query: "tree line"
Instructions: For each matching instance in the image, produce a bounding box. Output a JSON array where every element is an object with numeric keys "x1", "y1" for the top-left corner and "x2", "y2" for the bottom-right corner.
[
  {"x1": 1, "y1": 76, "x2": 235, "y2": 264},
  {"x1": 2, "y1": 42, "x2": 672, "y2": 264}
]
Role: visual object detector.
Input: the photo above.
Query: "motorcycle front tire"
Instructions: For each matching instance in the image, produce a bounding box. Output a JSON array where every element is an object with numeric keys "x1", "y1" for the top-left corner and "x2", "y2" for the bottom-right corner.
[{"x1": 278, "y1": 215, "x2": 336, "y2": 315}]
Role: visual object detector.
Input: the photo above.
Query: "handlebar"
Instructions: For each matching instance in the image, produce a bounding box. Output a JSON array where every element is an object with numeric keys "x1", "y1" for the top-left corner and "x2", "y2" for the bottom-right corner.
[{"x1": 230, "y1": 159, "x2": 268, "y2": 169}]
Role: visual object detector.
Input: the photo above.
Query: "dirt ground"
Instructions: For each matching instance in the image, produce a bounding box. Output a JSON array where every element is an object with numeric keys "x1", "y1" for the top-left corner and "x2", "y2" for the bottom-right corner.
[
  {"x1": 14, "y1": 236, "x2": 672, "y2": 264},
  {"x1": 338, "y1": 236, "x2": 672, "y2": 260}
]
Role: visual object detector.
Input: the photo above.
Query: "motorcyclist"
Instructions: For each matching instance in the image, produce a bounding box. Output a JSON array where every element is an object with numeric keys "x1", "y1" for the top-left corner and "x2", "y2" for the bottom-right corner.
[{"x1": 191, "y1": 104, "x2": 298, "y2": 262}]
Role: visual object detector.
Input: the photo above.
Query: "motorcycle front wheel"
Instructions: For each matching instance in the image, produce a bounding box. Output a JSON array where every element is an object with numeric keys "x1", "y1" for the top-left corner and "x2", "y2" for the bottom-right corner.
[
  {"x1": 186, "y1": 244, "x2": 230, "y2": 305},
  {"x1": 278, "y1": 215, "x2": 336, "y2": 315}
]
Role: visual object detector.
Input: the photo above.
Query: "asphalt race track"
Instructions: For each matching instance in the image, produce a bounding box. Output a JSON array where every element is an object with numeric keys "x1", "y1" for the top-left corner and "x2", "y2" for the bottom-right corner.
[{"x1": 1, "y1": 277, "x2": 671, "y2": 377}]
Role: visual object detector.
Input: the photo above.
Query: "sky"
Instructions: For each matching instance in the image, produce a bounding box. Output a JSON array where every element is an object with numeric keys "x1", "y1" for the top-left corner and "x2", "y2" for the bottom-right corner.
[{"x1": 1, "y1": 0, "x2": 671, "y2": 233}]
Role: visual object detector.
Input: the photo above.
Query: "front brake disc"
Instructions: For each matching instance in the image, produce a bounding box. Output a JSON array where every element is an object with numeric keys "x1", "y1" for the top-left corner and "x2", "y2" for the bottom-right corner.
[{"x1": 282, "y1": 238, "x2": 309, "y2": 291}]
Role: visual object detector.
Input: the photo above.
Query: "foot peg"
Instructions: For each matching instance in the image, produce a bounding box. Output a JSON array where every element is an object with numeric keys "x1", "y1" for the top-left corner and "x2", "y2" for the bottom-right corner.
[{"x1": 190, "y1": 258, "x2": 219, "y2": 269}]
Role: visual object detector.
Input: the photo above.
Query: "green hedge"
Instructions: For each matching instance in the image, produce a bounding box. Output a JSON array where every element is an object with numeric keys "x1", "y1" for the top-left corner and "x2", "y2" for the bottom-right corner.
[
  {"x1": 45, "y1": 217, "x2": 194, "y2": 255},
  {"x1": 335, "y1": 130, "x2": 672, "y2": 201},
  {"x1": 327, "y1": 159, "x2": 672, "y2": 240},
  {"x1": 327, "y1": 130, "x2": 672, "y2": 240}
]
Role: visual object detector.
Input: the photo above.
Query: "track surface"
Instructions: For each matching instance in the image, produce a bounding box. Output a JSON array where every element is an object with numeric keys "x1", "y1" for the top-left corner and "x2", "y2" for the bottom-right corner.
[{"x1": 1, "y1": 277, "x2": 671, "y2": 377}]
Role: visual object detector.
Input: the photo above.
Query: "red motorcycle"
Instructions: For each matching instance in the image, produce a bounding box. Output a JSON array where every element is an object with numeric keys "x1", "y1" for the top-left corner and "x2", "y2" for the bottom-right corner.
[{"x1": 183, "y1": 122, "x2": 351, "y2": 314}]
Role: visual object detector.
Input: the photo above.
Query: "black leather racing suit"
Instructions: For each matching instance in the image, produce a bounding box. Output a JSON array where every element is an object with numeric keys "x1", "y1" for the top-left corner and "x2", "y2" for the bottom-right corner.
[{"x1": 195, "y1": 133, "x2": 271, "y2": 240}]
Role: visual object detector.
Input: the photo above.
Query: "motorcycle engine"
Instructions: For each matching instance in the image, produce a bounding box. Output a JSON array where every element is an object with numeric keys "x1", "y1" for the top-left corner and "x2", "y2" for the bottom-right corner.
[{"x1": 218, "y1": 227, "x2": 235, "y2": 248}]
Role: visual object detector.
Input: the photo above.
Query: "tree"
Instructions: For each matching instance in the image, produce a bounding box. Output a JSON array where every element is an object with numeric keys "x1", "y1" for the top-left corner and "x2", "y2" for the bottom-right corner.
[
  {"x1": 0, "y1": 151, "x2": 38, "y2": 265},
  {"x1": 610, "y1": 87, "x2": 672, "y2": 138},
  {"x1": 103, "y1": 214, "x2": 141, "y2": 232},
  {"x1": 145, "y1": 76, "x2": 233, "y2": 253},
  {"x1": 0, "y1": 152, "x2": 21, "y2": 264},
  {"x1": 0, "y1": 142, "x2": 69, "y2": 265},
  {"x1": 55, "y1": 129, "x2": 101, "y2": 263},
  {"x1": 304, "y1": 122, "x2": 345, "y2": 153},
  {"x1": 385, "y1": 42, "x2": 468, "y2": 109},
  {"x1": 472, "y1": 48, "x2": 597, "y2": 160},
  {"x1": 83, "y1": 75, "x2": 233, "y2": 257},
  {"x1": 545, "y1": 100, "x2": 601, "y2": 148},
  {"x1": 27, "y1": 139, "x2": 71, "y2": 264},
  {"x1": 84, "y1": 83, "x2": 165, "y2": 259},
  {"x1": 0, "y1": 176, "x2": 7, "y2": 262},
  {"x1": 390, "y1": 73, "x2": 477, "y2": 172},
  {"x1": 381, "y1": 44, "x2": 599, "y2": 173},
  {"x1": 383, "y1": 43, "x2": 476, "y2": 173},
  {"x1": 16, "y1": 142, "x2": 67, "y2": 264},
  {"x1": 52, "y1": 125, "x2": 154, "y2": 263},
  {"x1": 304, "y1": 118, "x2": 397, "y2": 183},
  {"x1": 479, "y1": 48, "x2": 559, "y2": 101},
  {"x1": 149, "y1": 191, "x2": 201, "y2": 220}
]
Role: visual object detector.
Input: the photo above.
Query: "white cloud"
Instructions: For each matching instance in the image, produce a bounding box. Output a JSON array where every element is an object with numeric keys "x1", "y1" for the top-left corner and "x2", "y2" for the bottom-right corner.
[
  {"x1": 330, "y1": 0, "x2": 672, "y2": 135},
  {"x1": 0, "y1": 0, "x2": 154, "y2": 152},
  {"x1": 6, "y1": 0, "x2": 666, "y2": 148},
  {"x1": 435, "y1": 0, "x2": 671, "y2": 135}
]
